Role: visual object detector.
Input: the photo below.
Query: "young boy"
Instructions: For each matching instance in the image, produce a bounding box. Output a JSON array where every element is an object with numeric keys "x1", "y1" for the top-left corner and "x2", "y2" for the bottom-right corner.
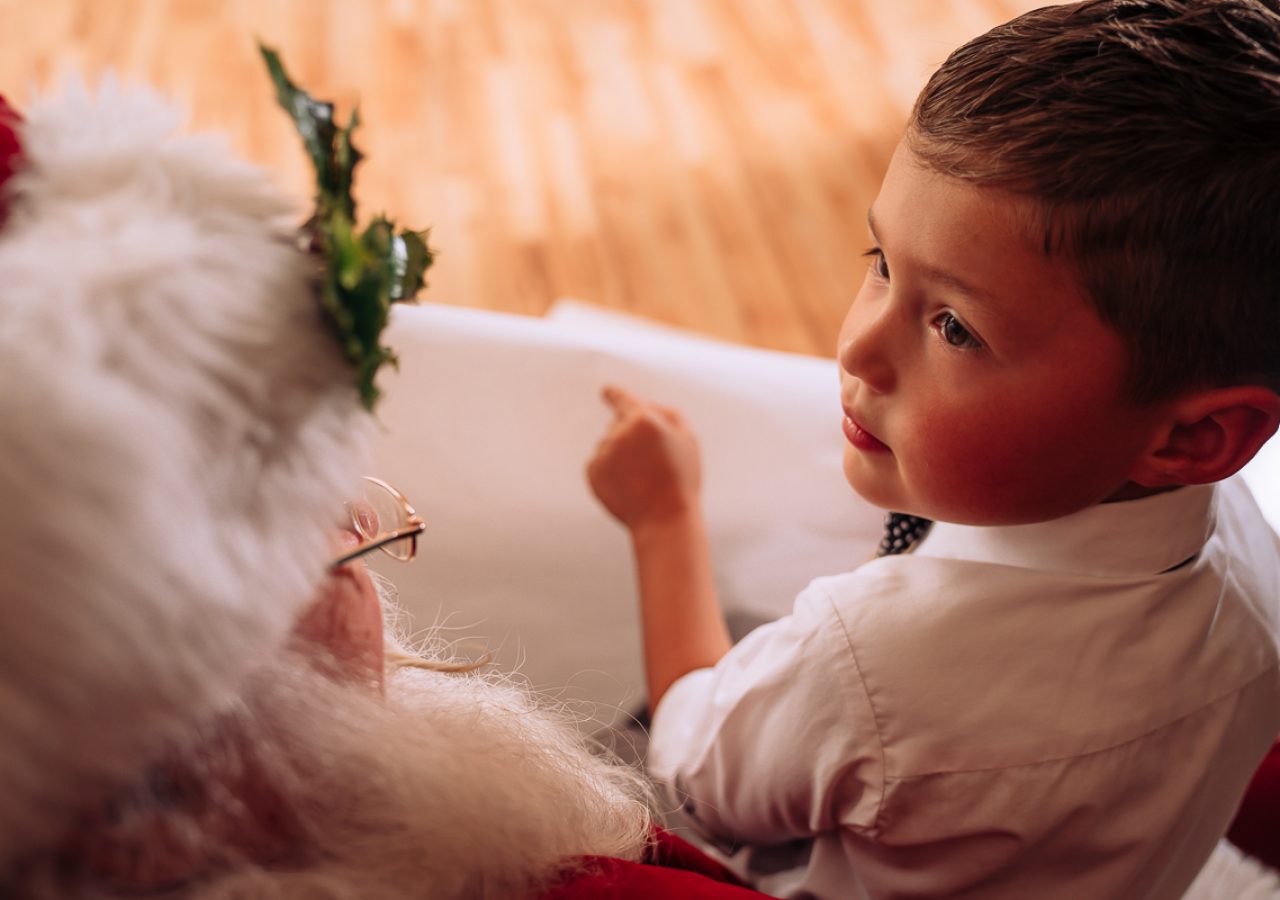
[{"x1": 586, "y1": 1, "x2": 1280, "y2": 896}]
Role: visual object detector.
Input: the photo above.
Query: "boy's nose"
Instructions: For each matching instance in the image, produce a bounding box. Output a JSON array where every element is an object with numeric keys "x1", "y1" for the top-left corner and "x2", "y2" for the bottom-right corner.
[{"x1": 838, "y1": 299, "x2": 896, "y2": 393}]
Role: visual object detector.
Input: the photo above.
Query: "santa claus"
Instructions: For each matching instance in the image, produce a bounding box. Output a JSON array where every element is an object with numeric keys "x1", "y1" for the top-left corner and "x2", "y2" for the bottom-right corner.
[{"x1": 0, "y1": 64, "x2": 661, "y2": 898}]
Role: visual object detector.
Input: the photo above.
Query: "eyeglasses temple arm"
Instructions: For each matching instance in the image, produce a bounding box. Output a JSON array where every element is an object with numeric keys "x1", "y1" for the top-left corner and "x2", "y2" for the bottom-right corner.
[{"x1": 328, "y1": 520, "x2": 426, "y2": 570}]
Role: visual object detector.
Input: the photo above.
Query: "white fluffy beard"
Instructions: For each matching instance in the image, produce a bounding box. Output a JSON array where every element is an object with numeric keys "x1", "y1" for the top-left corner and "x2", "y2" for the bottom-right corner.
[{"x1": 13, "y1": 646, "x2": 652, "y2": 899}]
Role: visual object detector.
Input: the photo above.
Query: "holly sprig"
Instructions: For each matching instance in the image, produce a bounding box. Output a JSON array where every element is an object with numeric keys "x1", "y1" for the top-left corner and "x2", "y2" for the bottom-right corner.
[{"x1": 260, "y1": 43, "x2": 433, "y2": 411}]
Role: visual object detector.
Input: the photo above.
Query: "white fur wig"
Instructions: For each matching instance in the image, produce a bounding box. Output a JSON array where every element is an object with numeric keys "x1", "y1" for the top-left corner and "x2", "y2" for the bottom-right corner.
[
  {"x1": 0, "y1": 79, "x2": 650, "y2": 897},
  {"x1": 0, "y1": 80, "x2": 373, "y2": 864}
]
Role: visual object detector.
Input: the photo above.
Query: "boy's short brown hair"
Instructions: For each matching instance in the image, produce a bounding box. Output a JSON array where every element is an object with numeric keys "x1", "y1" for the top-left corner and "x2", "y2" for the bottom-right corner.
[{"x1": 910, "y1": 0, "x2": 1280, "y2": 403}]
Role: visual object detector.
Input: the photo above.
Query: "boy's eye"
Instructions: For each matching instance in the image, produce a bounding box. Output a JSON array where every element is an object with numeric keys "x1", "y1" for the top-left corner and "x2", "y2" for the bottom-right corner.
[
  {"x1": 936, "y1": 312, "x2": 982, "y2": 350},
  {"x1": 862, "y1": 246, "x2": 889, "y2": 281}
]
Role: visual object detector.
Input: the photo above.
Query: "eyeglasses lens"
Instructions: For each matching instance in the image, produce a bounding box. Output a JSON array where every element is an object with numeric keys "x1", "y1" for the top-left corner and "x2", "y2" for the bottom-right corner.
[
  {"x1": 352, "y1": 481, "x2": 415, "y2": 561},
  {"x1": 351, "y1": 500, "x2": 380, "y2": 538}
]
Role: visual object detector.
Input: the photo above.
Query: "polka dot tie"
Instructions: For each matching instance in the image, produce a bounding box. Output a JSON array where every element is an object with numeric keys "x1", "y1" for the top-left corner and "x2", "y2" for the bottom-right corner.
[{"x1": 876, "y1": 512, "x2": 934, "y2": 556}]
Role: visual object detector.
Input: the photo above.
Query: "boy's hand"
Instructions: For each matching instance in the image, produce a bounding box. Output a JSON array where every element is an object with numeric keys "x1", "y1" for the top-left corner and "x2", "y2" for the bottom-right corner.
[
  {"x1": 588, "y1": 385, "x2": 728, "y2": 706},
  {"x1": 587, "y1": 385, "x2": 702, "y2": 530}
]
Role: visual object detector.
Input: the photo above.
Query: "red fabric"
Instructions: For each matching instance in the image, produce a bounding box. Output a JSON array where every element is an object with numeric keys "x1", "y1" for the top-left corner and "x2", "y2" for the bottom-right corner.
[
  {"x1": 542, "y1": 827, "x2": 774, "y2": 899},
  {"x1": 0, "y1": 95, "x2": 22, "y2": 225},
  {"x1": 643, "y1": 828, "x2": 751, "y2": 884},
  {"x1": 1228, "y1": 739, "x2": 1280, "y2": 871}
]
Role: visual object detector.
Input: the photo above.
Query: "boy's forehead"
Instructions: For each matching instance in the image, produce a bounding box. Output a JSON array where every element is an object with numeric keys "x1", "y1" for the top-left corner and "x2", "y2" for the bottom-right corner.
[{"x1": 872, "y1": 142, "x2": 1044, "y2": 253}]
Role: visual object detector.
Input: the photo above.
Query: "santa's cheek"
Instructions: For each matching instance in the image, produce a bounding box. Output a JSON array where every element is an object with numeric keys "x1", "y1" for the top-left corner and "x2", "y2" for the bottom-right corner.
[{"x1": 292, "y1": 569, "x2": 385, "y2": 692}]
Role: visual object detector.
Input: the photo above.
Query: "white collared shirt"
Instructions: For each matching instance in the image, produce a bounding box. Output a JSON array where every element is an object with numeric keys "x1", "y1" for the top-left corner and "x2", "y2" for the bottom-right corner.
[{"x1": 649, "y1": 479, "x2": 1280, "y2": 899}]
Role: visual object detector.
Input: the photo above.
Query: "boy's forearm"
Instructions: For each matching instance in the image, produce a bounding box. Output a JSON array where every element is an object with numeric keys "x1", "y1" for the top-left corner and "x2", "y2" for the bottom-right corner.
[{"x1": 630, "y1": 508, "x2": 731, "y2": 711}]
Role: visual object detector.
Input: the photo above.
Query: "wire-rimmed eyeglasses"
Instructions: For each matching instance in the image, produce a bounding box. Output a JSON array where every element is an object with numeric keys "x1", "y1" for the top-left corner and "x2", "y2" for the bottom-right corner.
[{"x1": 329, "y1": 476, "x2": 426, "y2": 570}]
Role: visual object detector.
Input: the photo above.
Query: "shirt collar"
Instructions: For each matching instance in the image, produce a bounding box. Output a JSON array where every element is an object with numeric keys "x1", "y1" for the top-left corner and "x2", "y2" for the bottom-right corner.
[{"x1": 915, "y1": 484, "x2": 1218, "y2": 578}]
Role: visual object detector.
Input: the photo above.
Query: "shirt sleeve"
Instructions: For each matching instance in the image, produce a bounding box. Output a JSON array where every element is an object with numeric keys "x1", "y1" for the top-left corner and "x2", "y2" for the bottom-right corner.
[{"x1": 647, "y1": 577, "x2": 885, "y2": 845}]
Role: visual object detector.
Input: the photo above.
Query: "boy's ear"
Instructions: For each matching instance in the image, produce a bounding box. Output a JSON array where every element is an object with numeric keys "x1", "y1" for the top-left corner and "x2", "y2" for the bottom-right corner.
[{"x1": 1129, "y1": 385, "x2": 1280, "y2": 487}]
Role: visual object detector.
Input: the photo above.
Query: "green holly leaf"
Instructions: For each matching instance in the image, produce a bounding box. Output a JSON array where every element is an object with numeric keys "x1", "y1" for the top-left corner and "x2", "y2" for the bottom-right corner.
[{"x1": 259, "y1": 42, "x2": 433, "y2": 411}]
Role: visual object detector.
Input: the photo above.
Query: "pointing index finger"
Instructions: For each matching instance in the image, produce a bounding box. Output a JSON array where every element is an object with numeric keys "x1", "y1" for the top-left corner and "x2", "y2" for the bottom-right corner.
[{"x1": 602, "y1": 384, "x2": 640, "y2": 414}]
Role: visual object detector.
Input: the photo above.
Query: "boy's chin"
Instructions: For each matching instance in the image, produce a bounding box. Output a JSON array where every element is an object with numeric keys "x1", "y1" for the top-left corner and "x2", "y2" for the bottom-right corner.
[{"x1": 842, "y1": 448, "x2": 906, "y2": 510}]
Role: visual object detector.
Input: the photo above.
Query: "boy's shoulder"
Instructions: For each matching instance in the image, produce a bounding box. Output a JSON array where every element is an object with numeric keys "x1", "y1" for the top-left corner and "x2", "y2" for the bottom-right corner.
[{"x1": 801, "y1": 479, "x2": 1278, "y2": 772}]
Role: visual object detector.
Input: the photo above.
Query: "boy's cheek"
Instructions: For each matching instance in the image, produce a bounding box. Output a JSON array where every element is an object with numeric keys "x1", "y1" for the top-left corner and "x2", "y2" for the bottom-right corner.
[{"x1": 894, "y1": 416, "x2": 1045, "y2": 522}]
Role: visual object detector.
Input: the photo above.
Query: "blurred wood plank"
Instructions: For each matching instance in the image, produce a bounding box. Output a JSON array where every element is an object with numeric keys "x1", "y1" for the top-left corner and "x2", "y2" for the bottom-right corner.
[{"x1": 0, "y1": 0, "x2": 1047, "y2": 356}]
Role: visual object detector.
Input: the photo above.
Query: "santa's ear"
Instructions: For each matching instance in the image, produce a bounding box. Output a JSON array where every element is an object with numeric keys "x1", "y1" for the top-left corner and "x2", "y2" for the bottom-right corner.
[{"x1": 1128, "y1": 385, "x2": 1280, "y2": 487}]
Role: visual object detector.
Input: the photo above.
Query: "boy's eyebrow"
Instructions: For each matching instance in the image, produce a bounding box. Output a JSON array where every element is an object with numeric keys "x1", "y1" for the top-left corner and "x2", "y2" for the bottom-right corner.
[{"x1": 866, "y1": 207, "x2": 1001, "y2": 312}]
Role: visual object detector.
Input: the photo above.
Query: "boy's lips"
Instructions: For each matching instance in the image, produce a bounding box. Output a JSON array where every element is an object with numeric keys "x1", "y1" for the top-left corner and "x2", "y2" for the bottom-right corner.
[{"x1": 842, "y1": 412, "x2": 889, "y2": 452}]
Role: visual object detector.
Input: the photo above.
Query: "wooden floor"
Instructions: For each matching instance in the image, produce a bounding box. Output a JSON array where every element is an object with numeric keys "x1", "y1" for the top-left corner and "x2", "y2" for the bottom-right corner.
[{"x1": 1, "y1": 0, "x2": 1046, "y2": 357}]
